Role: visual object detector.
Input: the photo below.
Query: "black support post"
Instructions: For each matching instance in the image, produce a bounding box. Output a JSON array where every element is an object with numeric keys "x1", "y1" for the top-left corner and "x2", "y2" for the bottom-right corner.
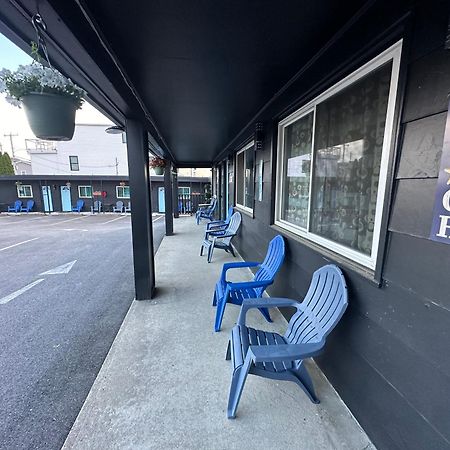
[
  {"x1": 126, "y1": 119, "x2": 155, "y2": 300},
  {"x1": 172, "y1": 169, "x2": 179, "y2": 218},
  {"x1": 164, "y1": 161, "x2": 174, "y2": 235}
]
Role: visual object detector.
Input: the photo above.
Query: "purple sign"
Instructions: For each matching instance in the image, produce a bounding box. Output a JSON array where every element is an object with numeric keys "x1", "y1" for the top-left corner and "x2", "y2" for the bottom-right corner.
[{"x1": 430, "y1": 101, "x2": 450, "y2": 243}]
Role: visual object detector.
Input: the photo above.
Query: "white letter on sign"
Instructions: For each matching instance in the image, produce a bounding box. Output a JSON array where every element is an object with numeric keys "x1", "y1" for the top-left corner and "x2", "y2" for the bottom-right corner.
[
  {"x1": 436, "y1": 215, "x2": 450, "y2": 238},
  {"x1": 443, "y1": 190, "x2": 450, "y2": 212}
]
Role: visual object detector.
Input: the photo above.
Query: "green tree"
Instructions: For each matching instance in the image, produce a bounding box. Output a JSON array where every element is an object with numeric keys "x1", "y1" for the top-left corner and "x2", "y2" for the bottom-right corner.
[{"x1": 0, "y1": 152, "x2": 15, "y2": 175}]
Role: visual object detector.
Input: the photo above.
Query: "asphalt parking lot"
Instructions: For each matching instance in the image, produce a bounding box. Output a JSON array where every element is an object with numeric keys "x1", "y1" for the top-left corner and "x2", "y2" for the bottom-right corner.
[{"x1": 0, "y1": 212, "x2": 165, "y2": 450}]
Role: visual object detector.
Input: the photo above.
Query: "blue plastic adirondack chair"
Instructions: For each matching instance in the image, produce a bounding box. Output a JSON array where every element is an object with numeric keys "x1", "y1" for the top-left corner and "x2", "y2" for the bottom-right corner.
[
  {"x1": 196, "y1": 196, "x2": 217, "y2": 224},
  {"x1": 20, "y1": 200, "x2": 34, "y2": 212},
  {"x1": 212, "y1": 235, "x2": 285, "y2": 332},
  {"x1": 200, "y1": 211, "x2": 242, "y2": 263},
  {"x1": 8, "y1": 200, "x2": 22, "y2": 212},
  {"x1": 113, "y1": 200, "x2": 124, "y2": 212},
  {"x1": 124, "y1": 201, "x2": 131, "y2": 212},
  {"x1": 206, "y1": 206, "x2": 234, "y2": 232},
  {"x1": 226, "y1": 264, "x2": 348, "y2": 419},
  {"x1": 91, "y1": 200, "x2": 102, "y2": 213},
  {"x1": 72, "y1": 199, "x2": 84, "y2": 212}
]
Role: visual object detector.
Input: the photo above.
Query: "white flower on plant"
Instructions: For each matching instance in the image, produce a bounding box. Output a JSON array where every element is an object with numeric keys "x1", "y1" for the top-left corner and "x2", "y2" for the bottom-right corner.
[{"x1": 0, "y1": 62, "x2": 85, "y2": 108}]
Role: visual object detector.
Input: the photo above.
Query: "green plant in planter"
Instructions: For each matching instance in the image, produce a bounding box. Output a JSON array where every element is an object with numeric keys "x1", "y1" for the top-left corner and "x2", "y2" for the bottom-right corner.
[
  {"x1": 150, "y1": 156, "x2": 166, "y2": 175},
  {"x1": 0, "y1": 43, "x2": 86, "y2": 140}
]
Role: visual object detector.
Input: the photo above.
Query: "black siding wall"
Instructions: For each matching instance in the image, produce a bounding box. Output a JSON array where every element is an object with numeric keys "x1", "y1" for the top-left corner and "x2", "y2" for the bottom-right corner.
[{"x1": 228, "y1": 1, "x2": 450, "y2": 449}]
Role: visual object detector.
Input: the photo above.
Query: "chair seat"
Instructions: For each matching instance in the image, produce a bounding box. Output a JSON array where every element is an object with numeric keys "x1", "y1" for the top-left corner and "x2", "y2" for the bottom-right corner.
[
  {"x1": 215, "y1": 278, "x2": 260, "y2": 305},
  {"x1": 231, "y1": 324, "x2": 292, "y2": 374}
]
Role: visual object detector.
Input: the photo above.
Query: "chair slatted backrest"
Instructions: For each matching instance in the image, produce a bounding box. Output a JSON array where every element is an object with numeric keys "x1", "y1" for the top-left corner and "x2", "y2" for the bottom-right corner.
[
  {"x1": 116, "y1": 200, "x2": 124, "y2": 209},
  {"x1": 208, "y1": 197, "x2": 218, "y2": 215},
  {"x1": 284, "y1": 265, "x2": 348, "y2": 346},
  {"x1": 253, "y1": 235, "x2": 285, "y2": 295},
  {"x1": 26, "y1": 200, "x2": 34, "y2": 210},
  {"x1": 220, "y1": 211, "x2": 241, "y2": 245},
  {"x1": 224, "y1": 206, "x2": 234, "y2": 224},
  {"x1": 77, "y1": 199, "x2": 84, "y2": 209},
  {"x1": 15, "y1": 200, "x2": 22, "y2": 211}
]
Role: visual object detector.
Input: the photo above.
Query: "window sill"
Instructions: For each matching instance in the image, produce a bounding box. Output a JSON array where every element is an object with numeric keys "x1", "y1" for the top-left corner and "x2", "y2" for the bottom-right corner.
[
  {"x1": 235, "y1": 205, "x2": 254, "y2": 218},
  {"x1": 271, "y1": 223, "x2": 381, "y2": 286}
]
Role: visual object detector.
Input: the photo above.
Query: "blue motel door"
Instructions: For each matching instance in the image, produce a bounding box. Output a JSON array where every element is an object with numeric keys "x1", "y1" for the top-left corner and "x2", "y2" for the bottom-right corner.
[
  {"x1": 42, "y1": 186, "x2": 53, "y2": 212},
  {"x1": 158, "y1": 187, "x2": 165, "y2": 213},
  {"x1": 60, "y1": 186, "x2": 72, "y2": 212}
]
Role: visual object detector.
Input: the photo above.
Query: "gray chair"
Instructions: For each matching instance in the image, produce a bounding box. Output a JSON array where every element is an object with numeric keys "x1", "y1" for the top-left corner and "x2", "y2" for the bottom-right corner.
[{"x1": 113, "y1": 200, "x2": 124, "y2": 213}]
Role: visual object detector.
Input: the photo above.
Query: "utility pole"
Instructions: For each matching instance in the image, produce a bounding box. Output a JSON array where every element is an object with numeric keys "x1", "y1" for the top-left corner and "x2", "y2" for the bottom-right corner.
[{"x1": 4, "y1": 132, "x2": 18, "y2": 158}]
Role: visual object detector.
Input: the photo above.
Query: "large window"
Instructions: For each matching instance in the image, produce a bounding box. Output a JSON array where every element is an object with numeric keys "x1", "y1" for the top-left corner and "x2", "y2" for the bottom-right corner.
[
  {"x1": 78, "y1": 185, "x2": 92, "y2": 198},
  {"x1": 236, "y1": 141, "x2": 255, "y2": 213},
  {"x1": 17, "y1": 185, "x2": 33, "y2": 198},
  {"x1": 69, "y1": 155, "x2": 79, "y2": 171},
  {"x1": 275, "y1": 42, "x2": 402, "y2": 269},
  {"x1": 116, "y1": 186, "x2": 130, "y2": 199}
]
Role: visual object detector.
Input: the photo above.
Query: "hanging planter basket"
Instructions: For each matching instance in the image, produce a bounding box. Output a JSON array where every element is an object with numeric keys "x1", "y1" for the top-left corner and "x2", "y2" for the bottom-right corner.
[
  {"x1": 22, "y1": 92, "x2": 78, "y2": 141},
  {"x1": 153, "y1": 167, "x2": 165, "y2": 175}
]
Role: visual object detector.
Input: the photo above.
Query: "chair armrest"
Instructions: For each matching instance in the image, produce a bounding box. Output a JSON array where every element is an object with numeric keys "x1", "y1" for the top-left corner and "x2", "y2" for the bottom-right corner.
[
  {"x1": 206, "y1": 221, "x2": 226, "y2": 230},
  {"x1": 248, "y1": 341, "x2": 325, "y2": 362},
  {"x1": 237, "y1": 297, "x2": 301, "y2": 326},
  {"x1": 205, "y1": 229, "x2": 226, "y2": 237},
  {"x1": 228, "y1": 279, "x2": 272, "y2": 290},
  {"x1": 220, "y1": 261, "x2": 260, "y2": 282}
]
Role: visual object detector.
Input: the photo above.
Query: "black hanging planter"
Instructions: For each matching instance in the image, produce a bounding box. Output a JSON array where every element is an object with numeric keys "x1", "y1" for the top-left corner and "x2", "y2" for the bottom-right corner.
[
  {"x1": 153, "y1": 167, "x2": 165, "y2": 175},
  {"x1": 21, "y1": 92, "x2": 78, "y2": 141}
]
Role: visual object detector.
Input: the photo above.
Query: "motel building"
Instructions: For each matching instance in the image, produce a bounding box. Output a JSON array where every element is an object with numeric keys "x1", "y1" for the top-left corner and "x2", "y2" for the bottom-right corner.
[{"x1": 1, "y1": 1, "x2": 449, "y2": 449}]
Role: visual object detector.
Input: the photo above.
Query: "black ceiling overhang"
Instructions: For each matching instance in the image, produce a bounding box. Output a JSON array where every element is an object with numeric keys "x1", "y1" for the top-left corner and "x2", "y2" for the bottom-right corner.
[{"x1": 1, "y1": 0, "x2": 385, "y2": 166}]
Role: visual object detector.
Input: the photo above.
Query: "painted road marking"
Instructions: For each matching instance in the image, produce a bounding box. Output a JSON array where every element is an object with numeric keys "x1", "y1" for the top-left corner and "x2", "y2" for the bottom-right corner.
[
  {"x1": 152, "y1": 215, "x2": 164, "y2": 223},
  {"x1": 62, "y1": 228, "x2": 89, "y2": 232},
  {"x1": 0, "y1": 279, "x2": 45, "y2": 305},
  {"x1": 46, "y1": 216, "x2": 87, "y2": 226},
  {"x1": 40, "y1": 260, "x2": 77, "y2": 275},
  {"x1": 102, "y1": 215, "x2": 128, "y2": 224},
  {"x1": 0, "y1": 237, "x2": 39, "y2": 252}
]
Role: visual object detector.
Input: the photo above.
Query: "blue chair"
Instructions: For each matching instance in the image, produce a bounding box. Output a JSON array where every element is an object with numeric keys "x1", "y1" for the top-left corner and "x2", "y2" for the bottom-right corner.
[
  {"x1": 206, "y1": 206, "x2": 234, "y2": 232},
  {"x1": 195, "y1": 196, "x2": 217, "y2": 224},
  {"x1": 212, "y1": 235, "x2": 285, "y2": 332},
  {"x1": 200, "y1": 211, "x2": 242, "y2": 263},
  {"x1": 72, "y1": 199, "x2": 84, "y2": 212},
  {"x1": 20, "y1": 200, "x2": 34, "y2": 212},
  {"x1": 8, "y1": 200, "x2": 22, "y2": 212},
  {"x1": 226, "y1": 264, "x2": 348, "y2": 419},
  {"x1": 124, "y1": 201, "x2": 131, "y2": 213}
]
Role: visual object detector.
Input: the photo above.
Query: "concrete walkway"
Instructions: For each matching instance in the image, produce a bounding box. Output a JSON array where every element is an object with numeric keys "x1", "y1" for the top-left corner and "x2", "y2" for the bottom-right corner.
[{"x1": 62, "y1": 217, "x2": 375, "y2": 450}]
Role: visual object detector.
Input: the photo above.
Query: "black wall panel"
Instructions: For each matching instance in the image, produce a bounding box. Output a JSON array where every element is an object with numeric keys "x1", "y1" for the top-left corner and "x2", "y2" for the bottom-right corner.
[{"x1": 229, "y1": 1, "x2": 450, "y2": 448}]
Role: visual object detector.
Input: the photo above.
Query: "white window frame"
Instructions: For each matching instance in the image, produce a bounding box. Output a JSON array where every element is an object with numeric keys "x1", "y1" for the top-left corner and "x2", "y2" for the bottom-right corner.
[
  {"x1": 178, "y1": 186, "x2": 191, "y2": 196},
  {"x1": 17, "y1": 185, "x2": 33, "y2": 198},
  {"x1": 116, "y1": 185, "x2": 130, "y2": 199},
  {"x1": 78, "y1": 185, "x2": 92, "y2": 198},
  {"x1": 275, "y1": 41, "x2": 402, "y2": 270},
  {"x1": 235, "y1": 140, "x2": 255, "y2": 214}
]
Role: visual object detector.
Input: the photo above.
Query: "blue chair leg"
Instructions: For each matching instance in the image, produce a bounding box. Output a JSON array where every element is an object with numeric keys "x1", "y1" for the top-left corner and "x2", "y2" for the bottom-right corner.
[
  {"x1": 292, "y1": 364, "x2": 319, "y2": 404},
  {"x1": 214, "y1": 296, "x2": 227, "y2": 332},
  {"x1": 212, "y1": 290, "x2": 217, "y2": 306},
  {"x1": 200, "y1": 243, "x2": 204, "y2": 256},
  {"x1": 258, "y1": 307, "x2": 273, "y2": 323},
  {"x1": 207, "y1": 242, "x2": 215, "y2": 263},
  {"x1": 227, "y1": 353, "x2": 252, "y2": 419}
]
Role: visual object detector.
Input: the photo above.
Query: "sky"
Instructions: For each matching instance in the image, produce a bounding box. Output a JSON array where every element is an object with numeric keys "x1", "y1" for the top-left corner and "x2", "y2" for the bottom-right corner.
[{"x1": 0, "y1": 33, "x2": 112, "y2": 159}]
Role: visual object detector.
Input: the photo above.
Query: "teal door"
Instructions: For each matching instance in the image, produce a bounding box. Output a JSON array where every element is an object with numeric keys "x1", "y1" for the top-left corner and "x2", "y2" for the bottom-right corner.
[
  {"x1": 158, "y1": 187, "x2": 165, "y2": 213},
  {"x1": 42, "y1": 186, "x2": 53, "y2": 212},
  {"x1": 60, "y1": 186, "x2": 72, "y2": 212}
]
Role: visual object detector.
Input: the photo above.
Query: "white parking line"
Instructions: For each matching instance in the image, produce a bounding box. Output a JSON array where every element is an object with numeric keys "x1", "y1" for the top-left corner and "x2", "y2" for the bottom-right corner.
[
  {"x1": 152, "y1": 215, "x2": 164, "y2": 223},
  {"x1": 0, "y1": 279, "x2": 44, "y2": 305},
  {"x1": 102, "y1": 215, "x2": 128, "y2": 224},
  {"x1": 0, "y1": 237, "x2": 40, "y2": 252},
  {"x1": 46, "y1": 216, "x2": 87, "y2": 226}
]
